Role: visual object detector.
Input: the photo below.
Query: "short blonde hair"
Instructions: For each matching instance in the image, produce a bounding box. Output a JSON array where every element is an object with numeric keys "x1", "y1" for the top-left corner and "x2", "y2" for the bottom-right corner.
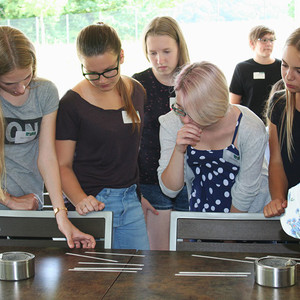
[{"x1": 174, "y1": 61, "x2": 229, "y2": 127}]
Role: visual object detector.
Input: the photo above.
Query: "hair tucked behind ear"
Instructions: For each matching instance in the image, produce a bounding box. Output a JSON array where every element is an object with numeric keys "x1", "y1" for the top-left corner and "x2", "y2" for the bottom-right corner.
[{"x1": 76, "y1": 22, "x2": 141, "y2": 132}]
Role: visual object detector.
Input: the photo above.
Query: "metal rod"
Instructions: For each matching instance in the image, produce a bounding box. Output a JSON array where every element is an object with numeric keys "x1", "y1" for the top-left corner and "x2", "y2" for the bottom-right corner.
[
  {"x1": 85, "y1": 251, "x2": 145, "y2": 257},
  {"x1": 192, "y1": 254, "x2": 254, "y2": 264},
  {"x1": 65, "y1": 252, "x2": 118, "y2": 263}
]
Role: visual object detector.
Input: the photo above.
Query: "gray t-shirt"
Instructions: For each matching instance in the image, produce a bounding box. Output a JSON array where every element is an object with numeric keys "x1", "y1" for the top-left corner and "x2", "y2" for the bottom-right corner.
[{"x1": 0, "y1": 78, "x2": 59, "y2": 209}]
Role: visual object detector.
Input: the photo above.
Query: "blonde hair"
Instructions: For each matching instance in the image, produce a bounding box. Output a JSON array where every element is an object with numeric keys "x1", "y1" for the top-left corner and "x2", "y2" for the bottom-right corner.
[
  {"x1": 77, "y1": 22, "x2": 141, "y2": 131},
  {"x1": 280, "y1": 27, "x2": 300, "y2": 161},
  {"x1": 0, "y1": 26, "x2": 36, "y2": 78},
  {"x1": 174, "y1": 61, "x2": 229, "y2": 127},
  {"x1": 142, "y1": 16, "x2": 190, "y2": 68},
  {"x1": 0, "y1": 104, "x2": 5, "y2": 200}
]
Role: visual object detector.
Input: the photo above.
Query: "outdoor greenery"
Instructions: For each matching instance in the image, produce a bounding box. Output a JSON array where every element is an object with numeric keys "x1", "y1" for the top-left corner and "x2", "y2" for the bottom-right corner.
[{"x1": 0, "y1": 0, "x2": 296, "y2": 44}]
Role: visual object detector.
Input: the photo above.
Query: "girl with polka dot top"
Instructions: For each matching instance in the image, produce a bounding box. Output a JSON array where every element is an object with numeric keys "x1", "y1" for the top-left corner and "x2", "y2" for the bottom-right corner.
[{"x1": 158, "y1": 62, "x2": 270, "y2": 213}]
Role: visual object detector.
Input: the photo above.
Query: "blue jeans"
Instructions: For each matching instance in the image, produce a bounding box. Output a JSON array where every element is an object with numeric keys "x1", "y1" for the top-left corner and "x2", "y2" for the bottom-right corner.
[
  {"x1": 140, "y1": 184, "x2": 189, "y2": 211},
  {"x1": 96, "y1": 184, "x2": 150, "y2": 250}
]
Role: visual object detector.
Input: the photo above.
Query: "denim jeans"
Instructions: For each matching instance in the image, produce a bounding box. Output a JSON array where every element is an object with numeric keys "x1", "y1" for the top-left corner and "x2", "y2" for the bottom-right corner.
[
  {"x1": 96, "y1": 184, "x2": 150, "y2": 250},
  {"x1": 140, "y1": 184, "x2": 189, "y2": 211}
]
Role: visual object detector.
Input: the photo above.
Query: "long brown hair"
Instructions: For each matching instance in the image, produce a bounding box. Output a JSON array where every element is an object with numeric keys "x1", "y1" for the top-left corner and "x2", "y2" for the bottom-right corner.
[{"x1": 76, "y1": 22, "x2": 140, "y2": 131}]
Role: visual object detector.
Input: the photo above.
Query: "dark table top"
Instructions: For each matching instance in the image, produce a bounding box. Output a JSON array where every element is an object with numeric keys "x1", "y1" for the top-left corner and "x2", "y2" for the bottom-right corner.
[
  {"x1": 1, "y1": 247, "x2": 299, "y2": 300},
  {"x1": 0, "y1": 246, "x2": 135, "y2": 300},
  {"x1": 103, "y1": 250, "x2": 300, "y2": 300}
]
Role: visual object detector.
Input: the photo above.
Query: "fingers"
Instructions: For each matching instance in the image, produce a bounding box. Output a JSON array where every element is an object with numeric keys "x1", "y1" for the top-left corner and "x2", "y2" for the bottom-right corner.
[
  {"x1": 176, "y1": 124, "x2": 202, "y2": 151},
  {"x1": 76, "y1": 196, "x2": 104, "y2": 215},
  {"x1": 263, "y1": 199, "x2": 286, "y2": 217}
]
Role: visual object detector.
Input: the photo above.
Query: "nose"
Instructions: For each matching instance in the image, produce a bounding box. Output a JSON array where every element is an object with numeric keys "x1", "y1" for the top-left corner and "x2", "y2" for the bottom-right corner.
[
  {"x1": 181, "y1": 115, "x2": 191, "y2": 124},
  {"x1": 156, "y1": 53, "x2": 164, "y2": 65},
  {"x1": 15, "y1": 83, "x2": 26, "y2": 94},
  {"x1": 285, "y1": 68, "x2": 294, "y2": 82},
  {"x1": 98, "y1": 74, "x2": 108, "y2": 83}
]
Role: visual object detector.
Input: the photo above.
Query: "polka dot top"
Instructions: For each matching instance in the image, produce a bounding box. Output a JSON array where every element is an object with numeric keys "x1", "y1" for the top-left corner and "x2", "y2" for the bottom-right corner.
[{"x1": 187, "y1": 113, "x2": 243, "y2": 212}]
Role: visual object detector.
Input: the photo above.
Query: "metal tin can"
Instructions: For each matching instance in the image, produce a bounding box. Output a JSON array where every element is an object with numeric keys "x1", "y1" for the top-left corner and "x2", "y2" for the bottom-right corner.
[
  {"x1": 0, "y1": 251, "x2": 35, "y2": 281},
  {"x1": 255, "y1": 257, "x2": 297, "y2": 288}
]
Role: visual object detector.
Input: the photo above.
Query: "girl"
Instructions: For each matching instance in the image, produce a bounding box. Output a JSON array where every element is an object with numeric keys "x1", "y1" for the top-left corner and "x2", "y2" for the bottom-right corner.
[
  {"x1": 158, "y1": 62, "x2": 270, "y2": 213},
  {"x1": 55, "y1": 22, "x2": 150, "y2": 250},
  {"x1": 132, "y1": 16, "x2": 190, "y2": 250},
  {"x1": 264, "y1": 28, "x2": 300, "y2": 217},
  {"x1": 0, "y1": 26, "x2": 94, "y2": 248}
]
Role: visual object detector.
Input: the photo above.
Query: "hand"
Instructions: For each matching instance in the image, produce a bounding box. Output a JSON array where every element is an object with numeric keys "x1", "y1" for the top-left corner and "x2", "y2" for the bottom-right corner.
[
  {"x1": 175, "y1": 123, "x2": 202, "y2": 153},
  {"x1": 263, "y1": 198, "x2": 287, "y2": 217},
  {"x1": 141, "y1": 196, "x2": 158, "y2": 217},
  {"x1": 7, "y1": 193, "x2": 40, "y2": 210},
  {"x1": 56, "y1": 213, "x2": 96, "y2": 248},
  {"x1": 75, "y1": 195, "x2": 105, "y2": 215}
]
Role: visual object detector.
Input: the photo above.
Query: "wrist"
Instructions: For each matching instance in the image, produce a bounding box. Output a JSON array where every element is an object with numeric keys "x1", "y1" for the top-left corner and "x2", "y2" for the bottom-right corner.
[
  {"x1": 2, "y1": 193, "x2": 12, "y2": 208},
  {"x1": 54, "y1": 207, "x2": 68, "y2": 218}
]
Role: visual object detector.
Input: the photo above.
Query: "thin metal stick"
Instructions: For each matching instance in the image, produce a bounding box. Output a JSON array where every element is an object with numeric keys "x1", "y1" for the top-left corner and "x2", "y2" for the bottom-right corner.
[
  {"x1": 192, "y1": 254, "x2": 254, "y2": 264},
  {"x1": 69, "y1": 269, "x2": 137, "y2": 273},
  {"x1": 65, "y1": 252, "x2": 118, "y2": 263},
  {"x1": 73, "y1": 267, "x2": 143, "y2": 271},
  {"x1": 179, "y1": 271, "x2": 251, "y2": 275},
  {"x1": 175, "y1": 272, "x2": 249, "y2": 277},
  {"x1": 85, "y1": 251, "x2": 145, "y2": 257},
  {"x1": 78, "y1": 262, "x2": 144, "y2": 267}
]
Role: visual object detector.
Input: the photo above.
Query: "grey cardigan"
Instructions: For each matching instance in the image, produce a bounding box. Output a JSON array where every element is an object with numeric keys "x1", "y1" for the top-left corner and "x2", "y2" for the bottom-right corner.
[{"x1": 157, "y1": 105, "x2": 270, "y2": 212}]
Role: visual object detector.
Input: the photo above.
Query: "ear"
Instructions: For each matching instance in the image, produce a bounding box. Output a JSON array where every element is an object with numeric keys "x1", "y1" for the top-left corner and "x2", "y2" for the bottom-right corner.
[
  {"x1": 249, "y1": 40, "x2": 256, "y2": 50},
  {"x1": 119, "y1": 49, "x2": 125, "y2": 64}
]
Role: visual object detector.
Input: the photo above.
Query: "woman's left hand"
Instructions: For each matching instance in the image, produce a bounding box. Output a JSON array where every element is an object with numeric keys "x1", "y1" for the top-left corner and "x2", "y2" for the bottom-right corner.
[{"x1": 56, "y1": 212, "x2": 96, "y2": 248}]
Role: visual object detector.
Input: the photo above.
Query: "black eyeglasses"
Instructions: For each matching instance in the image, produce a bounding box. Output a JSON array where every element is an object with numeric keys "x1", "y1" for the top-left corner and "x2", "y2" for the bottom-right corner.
[{"x1": 81, "y1": 56, "x2": 120, "y2": 81}]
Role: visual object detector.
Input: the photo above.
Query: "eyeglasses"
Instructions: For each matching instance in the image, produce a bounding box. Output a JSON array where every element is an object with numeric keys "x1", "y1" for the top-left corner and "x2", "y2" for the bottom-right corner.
[
  {"x1": 257, "y1": 38, "x2": 276, "y2": 44},
  {"x1": 81, "y1": 56, "x2": 120, "y2": 81},
  {"x1": 172, "y1": 103, "x2": 191, "y2": 118}
]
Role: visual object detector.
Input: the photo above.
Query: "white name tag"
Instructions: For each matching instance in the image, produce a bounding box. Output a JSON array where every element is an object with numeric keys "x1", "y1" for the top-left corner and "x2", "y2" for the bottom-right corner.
[
  {"x1": 222, "y1": 148, "x2": 241, "y2": 167},
  {"x1": 122, "y1": 111, "x2": 140, "y2": 124},
  {"x1": 169, "y1": 97, "x2": 176, "y2": 109},
  {"x1": 253, "y1": 72, "x2": 265, "y2": 79},
  {"x1": 15, "y1": 131, "x2": 37, "y2": 144}
]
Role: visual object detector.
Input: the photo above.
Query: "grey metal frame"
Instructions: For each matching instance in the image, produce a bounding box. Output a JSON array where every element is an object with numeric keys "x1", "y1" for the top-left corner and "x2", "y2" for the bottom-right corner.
[
  {"x1": 0, "y1": 210, "x2": 113, "y2": 249},
  {"x1": 169, "y1": 212, "x2": 299, "y2": 253}
]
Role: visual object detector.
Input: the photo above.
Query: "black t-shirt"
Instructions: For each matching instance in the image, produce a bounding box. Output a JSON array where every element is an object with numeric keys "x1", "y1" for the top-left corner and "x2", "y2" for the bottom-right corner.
[
  {"x1": 269, "y1": 91, "x2": 300, "y2": 189},
  {"x1": 132, "y1": 68, "x2": 175, "y2": 184},
  {"x1": 230, "y1": 58, "x2": 282, "y2": 123},
  {"x1": 56, "y1": 79, "x2": 145, "y2": 196}
]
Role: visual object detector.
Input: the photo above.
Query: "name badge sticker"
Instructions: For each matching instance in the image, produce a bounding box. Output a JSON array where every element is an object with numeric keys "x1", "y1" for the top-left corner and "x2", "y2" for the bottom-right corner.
[
  {"x1": 122, "y1": 111, "x2": 140, "y2": 124},
  {"x1": 15, "y1": 131, "x2": 37, "y2": 144},
  {"x1": 222, "y1": 148, "x2": 241, "y2": 167},
  {"x1": 253, "y1": 72, "x2": 265, "y2": 79}
]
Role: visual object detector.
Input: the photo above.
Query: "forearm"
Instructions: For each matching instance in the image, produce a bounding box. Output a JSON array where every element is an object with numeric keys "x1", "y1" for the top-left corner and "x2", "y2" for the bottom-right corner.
[
  {"x1": 161, "y1": 147, "x2": 185, "y2": 191},
  {"x1": 268, "y1": 162, "x2": 288, "y2": 201},
  {"x1": 59, "y1": 166, "x2": 87, "y2": 206}
]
